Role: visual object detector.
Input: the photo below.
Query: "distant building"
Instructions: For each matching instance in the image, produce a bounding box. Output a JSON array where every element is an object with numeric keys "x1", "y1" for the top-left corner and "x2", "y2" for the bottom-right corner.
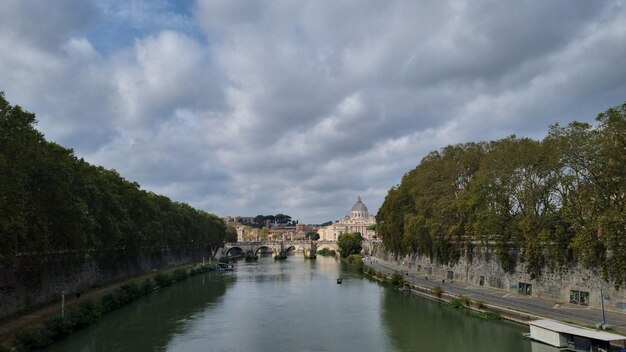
[{"x1": 318, "y1": 196, "x2": 376, "y2": 241}]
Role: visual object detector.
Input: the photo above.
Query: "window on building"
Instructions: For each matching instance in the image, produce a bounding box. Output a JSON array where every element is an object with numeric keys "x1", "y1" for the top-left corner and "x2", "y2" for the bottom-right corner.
[
  {"x1": 570, "y1": 290, "x2": 589, "y2": 306},
  {"x1": 518, "y1": 282, "x2": 532, "y2": 295},
  {"x1": 580, "y1": 291, "x2": 589, "y2": 306},
  {"x1": 570, "y1": 290, "x2": 580, "y2": 304},
  {"x1": 447, "y1": 271, "x2": 454, "y2": 280},
  {"x1": 417, "y1": 265, "x2": 421, "y2": 271}
]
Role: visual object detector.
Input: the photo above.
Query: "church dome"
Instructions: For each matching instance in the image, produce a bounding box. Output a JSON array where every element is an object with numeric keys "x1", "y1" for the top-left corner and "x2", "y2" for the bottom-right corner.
[{"x1": 350, "y1": 196, "x2": 369, "y2": 219}]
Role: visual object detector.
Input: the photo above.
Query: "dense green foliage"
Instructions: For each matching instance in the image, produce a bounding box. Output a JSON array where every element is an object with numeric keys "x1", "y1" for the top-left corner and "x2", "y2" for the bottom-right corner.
[
  {"x1": 0, "y1": 93, "x2": 227, "y2": 272},
  {"x1": 337, "y1": 232, "x2": 363, "y2": 258},
  {"x1": 248, "y1": 214, "x2": 296, "y2": 228},
  {"x1": 478, "y1": 311, "x2": 501, "y2": 320},
  {"x1": 317, "y1": 247, "x2": 336, "y2": 256},
  {"x1": 376, "y1": 102, "x2": 626, "y2": 283},
  {"x1": 305, "y1": 231, "x2": 320, "y2": 240},
  {"x1": 389, "y1": 272, "x2": 405, "y2": 287},
  {"x1": 345, "y1": 254, "x2": 364, "y2": 272}
]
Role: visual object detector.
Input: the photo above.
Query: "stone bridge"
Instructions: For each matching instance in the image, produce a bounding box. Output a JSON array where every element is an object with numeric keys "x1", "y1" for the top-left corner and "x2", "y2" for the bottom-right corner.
[
  {"x1": 222, "y1": 240, "x2": 339, "y2": 259},
  {"x1": 222, "y1": 240, "x2": 382, "y2": 259}
]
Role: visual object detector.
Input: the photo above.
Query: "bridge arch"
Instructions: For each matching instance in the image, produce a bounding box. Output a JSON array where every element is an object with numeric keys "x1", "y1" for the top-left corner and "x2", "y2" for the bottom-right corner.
[
  {"x1": 254, "y1": 245, "x2": 274, "y2": 256},
  {"x1": 224, "y1": 246, "x2": 244, "y2": 256}
]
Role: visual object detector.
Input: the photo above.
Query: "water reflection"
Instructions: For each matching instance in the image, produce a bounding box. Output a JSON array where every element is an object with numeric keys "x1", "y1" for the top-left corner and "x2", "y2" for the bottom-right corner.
[
  {"x1": 48, "y1": 272, "x2": 228, "y2": 352},
  {"x1": 47, "y1": 256, "x2": 554, "y2": 352},
  {"x1": 380, "y1": 288, "x2": 560, "y2": 352}
]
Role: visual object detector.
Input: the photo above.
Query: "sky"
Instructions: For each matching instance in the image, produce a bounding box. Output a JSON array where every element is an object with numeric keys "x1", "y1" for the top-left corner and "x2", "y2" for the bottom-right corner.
[{"x1": 1, "y1": 1, "x2": 626, "y2": 224}]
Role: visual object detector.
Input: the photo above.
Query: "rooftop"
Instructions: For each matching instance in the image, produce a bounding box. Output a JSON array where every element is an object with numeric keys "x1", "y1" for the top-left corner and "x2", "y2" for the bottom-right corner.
[{"x1": 529, "y1": 319, "x2": 625, "y2": 342}]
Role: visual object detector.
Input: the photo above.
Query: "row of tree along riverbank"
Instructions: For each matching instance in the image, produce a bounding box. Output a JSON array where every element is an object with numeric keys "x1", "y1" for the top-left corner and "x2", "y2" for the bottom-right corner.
[
  {"x1": 376, "y1": 102, "x2": 626, "y2": 286},
  {"x1": 1, "y1": 92, "x2": 230, "y2": 271},
  {"x1": 0, "y1": 93, "x2": 233, "y2": 318}
]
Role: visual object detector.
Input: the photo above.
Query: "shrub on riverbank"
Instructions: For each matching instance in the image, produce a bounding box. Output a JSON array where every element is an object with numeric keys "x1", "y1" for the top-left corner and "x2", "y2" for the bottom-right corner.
[
  {"x1": 447, "y1": 296, "x2": 472, "y2": 309},
  {"x1": 15, "y1": 327, "x2": 53, "y2": 350},
  {"x1": 101, "y1": 290, "x2": 131, "y2": 313},
  {"x1": 432, "y1": 285, "x2": 443, "y2": 298},
  {"x1": 346, "y1": 254, "x2": 364, "y2": 272},
  {"x1": 317, "y1": 248, "x2": 336, "y2": 256},
  {"x1": 478, "y1": 311, "x2": 501, "y2": 320},
  {"x1": 12, "y1": 262, "x2": 214, "y2": 351},
  {"x1": 458, "y1": 295, "x2": 471, "y2": 307},
  {"x1": 447, "y1": 299, "x2": 464, "y2": 309},
  {"x1": 173, "y1": 269, "x2": 188, "y2": 281},
  {"x1": 154, "y1": 272, "x2": 172, "y2": 287},
  {"x1": 390, "y1": 272, "x2": 405, "y2": 287},
  {"x1": 337, "y1": 232, "x2": 363, "y2": 258},
  {"x1": 73, "y1": 300, "x2": 102, "y2": 328}
]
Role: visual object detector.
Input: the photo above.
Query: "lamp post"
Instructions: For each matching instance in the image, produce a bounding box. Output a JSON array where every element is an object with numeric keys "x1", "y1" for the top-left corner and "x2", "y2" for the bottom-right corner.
[{"x1": 61, "y1": 291, "x2": 65, "y2": 319}]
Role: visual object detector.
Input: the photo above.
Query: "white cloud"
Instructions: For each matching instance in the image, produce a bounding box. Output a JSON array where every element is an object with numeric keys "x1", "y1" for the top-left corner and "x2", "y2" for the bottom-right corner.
[{"x1": 1, "y1": 0, "x2": 626, "y2": 223}]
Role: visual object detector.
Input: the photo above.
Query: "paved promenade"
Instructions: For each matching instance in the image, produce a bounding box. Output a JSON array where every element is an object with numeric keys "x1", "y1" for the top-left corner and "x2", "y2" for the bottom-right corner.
[{"x1": 366, "y1": 256, "x2": 626, "y2": 336}]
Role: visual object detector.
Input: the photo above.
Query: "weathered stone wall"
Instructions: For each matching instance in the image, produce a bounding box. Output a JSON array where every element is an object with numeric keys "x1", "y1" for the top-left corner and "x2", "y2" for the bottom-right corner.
[
  {"x1": 369, "y1": 243, "x2": 626, "y2": 313},
  {"x1": 0, "y1": 248, "x2": 214, "y2": 319}
]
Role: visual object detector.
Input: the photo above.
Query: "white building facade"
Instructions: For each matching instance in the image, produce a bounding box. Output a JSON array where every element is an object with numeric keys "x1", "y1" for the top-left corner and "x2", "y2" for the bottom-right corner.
[{"x1": 319, "y1": 196, "x2": 377, "y2": 241}]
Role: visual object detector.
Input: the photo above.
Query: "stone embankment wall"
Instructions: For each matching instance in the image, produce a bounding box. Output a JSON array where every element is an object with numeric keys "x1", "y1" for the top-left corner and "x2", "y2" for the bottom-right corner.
[
  {"x1": 0, "y1": 248, "x2": 214, "y2": 319},
  {"x1": 366, "y1": 242, "x2": 626, "y2": 313}
]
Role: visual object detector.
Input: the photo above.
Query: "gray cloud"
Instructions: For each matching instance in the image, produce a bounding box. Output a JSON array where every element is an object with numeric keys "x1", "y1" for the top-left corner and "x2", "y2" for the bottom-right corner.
[{"x1": 1, "y1": 0, "x2": 626, "y2": 223}]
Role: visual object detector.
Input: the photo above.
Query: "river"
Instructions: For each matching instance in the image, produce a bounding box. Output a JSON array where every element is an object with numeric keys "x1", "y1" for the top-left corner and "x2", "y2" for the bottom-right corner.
[{"x1": 48, "y1": 254, "x2": 553, "y2": 352}]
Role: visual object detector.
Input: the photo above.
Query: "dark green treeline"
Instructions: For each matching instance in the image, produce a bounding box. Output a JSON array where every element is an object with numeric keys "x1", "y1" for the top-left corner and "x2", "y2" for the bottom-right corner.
[
  {"x1": 0, "y1": 93, "x2": 227, "y2": 272},
  {"x1": 376, "y1": 103, "x2": 626, "y2": 284}
]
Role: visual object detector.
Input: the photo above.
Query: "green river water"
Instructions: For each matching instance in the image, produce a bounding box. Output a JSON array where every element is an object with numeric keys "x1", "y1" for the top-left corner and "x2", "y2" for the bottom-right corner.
[{"x1": 48, "y1": 255, "x2": 555, "y2": 352}]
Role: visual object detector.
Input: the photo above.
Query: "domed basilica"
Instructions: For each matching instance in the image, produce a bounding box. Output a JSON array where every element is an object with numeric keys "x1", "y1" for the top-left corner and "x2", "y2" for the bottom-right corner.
[{"x1": 318, "y1": 196, "x2": 377, "y2": 241}]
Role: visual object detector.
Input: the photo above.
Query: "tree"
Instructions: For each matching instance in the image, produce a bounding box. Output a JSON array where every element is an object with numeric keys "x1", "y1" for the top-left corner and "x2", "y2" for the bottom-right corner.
[
  {"x1": 225, "y1": 225, "x2": 238, "y2": 243},
  {"x1": 305, "y1": 232, "x2": 320, "y2": 241},
  {"x1": 375, "y1": 101, "x2": 626, "y2": 285},
  {"x1": 0, "y1": 93, "x2": 229, "y2": 275},
  {"x1": 274, "y1": 214, "x2": 292, "y2": 224},
  {"x1": 259, "y1": 227, "x2": 270, "y2": 240},
  {"x1": 337, "y1": 232, "x2": 363, "y2": 258}
]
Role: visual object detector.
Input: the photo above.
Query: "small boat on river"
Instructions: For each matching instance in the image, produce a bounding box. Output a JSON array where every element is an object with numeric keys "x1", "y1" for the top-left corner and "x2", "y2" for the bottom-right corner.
[{"x1": 217, "y1": 262, "x2": 236, "y2": 271}]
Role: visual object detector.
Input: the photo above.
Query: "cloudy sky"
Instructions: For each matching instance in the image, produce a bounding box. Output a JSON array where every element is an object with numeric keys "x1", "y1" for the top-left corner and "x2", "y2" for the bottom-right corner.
[{"x1": 1, "y1": 1, "x2": 626, "y2": 223}]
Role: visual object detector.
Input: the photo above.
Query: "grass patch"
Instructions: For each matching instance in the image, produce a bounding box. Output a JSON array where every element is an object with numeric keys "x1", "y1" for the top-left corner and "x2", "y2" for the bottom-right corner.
[
  {"x1": 478, "y1": 311, "x2": 501, "y2": 320},
  {"x1": 447, "y1": 299, "x2": 464, "y2": 309}
]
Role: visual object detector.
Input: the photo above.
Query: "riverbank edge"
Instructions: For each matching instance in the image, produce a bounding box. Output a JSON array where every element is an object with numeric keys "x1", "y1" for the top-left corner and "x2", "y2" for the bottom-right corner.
[
  {"x1": 360, "y1": 257, "x2": 618, "y2": 332},
  {"x1": 0, "y1": 260, "x2": 217, "y2": 351}
]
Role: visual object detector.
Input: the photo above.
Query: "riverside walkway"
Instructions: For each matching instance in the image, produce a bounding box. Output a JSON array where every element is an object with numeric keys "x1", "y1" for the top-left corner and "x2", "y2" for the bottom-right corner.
[{"x1": 365, "y1": 257, "x2": 626, "y2": 335}]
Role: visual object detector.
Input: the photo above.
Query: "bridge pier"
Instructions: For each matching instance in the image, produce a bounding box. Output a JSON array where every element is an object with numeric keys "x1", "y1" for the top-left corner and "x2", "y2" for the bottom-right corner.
[
  {"x1": 303, "y1": 249, "x2": 316, "y2": 259},
  {"x1": 303, "y1": 241, "x2": 317, "y2": 259},
  {"x1": 222, "y1": 240, "x2": 341, "y2": 260}
]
